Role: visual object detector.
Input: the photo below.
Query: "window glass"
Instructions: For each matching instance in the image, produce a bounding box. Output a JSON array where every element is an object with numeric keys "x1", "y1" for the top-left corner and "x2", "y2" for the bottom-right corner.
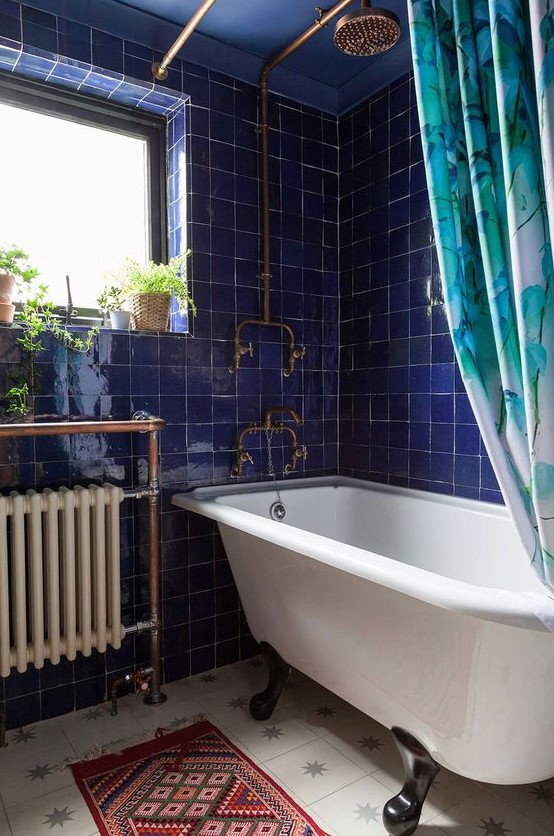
[{"x1": 0, "y1": 101, "x2": 150, "y2": 307}]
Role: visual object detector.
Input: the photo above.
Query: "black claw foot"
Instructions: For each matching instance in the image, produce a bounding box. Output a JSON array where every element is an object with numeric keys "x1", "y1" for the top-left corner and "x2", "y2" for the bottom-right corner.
[
  {"x1": 382, "y1": 727, "x2": 440, "y2": 836},
  {"x1": 249, "y1": 641, "x2": 291, "y2": 721}
]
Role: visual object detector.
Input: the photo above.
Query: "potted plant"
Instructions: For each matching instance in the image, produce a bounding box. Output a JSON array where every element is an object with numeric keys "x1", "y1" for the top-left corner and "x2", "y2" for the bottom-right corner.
[
  {"x1": 0, "y1": 245, "x2": 39, "y2": 324},
  {"x1": 97, "y1": 284, "x2": 131, "y2": 330},
  {"x1": 118, "y1": 251, "x2": 196, "y2": 331}
]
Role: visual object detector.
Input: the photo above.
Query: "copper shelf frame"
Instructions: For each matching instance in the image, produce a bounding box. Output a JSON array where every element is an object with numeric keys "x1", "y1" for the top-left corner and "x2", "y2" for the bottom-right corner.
[
  {"x1": 229, "y1": 0, "x2": 357, "y2": 376},
  {"x1": 0, "y1": 415, "x2": 167, "y2": 714}
]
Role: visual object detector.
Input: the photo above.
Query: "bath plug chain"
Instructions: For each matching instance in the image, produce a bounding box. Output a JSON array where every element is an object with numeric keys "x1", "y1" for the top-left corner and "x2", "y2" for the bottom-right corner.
[{"x1": 265, "y1": 429, "x2": 286, "y2": 520}]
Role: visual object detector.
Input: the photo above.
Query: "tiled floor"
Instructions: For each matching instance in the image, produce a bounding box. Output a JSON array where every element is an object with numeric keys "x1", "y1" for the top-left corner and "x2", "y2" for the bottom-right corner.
[{"x1": 1, "y1": 658, "x2": 553, "y2": 835}]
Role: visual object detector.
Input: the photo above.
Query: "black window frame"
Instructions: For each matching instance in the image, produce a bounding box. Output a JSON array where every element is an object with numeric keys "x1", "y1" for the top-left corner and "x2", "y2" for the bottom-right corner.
[{"x1": 0, "y1": 71, "x2": 167, "y2": 323}]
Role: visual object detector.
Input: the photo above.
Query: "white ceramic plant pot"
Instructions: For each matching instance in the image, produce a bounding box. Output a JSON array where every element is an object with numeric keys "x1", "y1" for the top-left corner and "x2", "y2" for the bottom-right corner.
[
  {"x1": 109, "y1": 310, "x2": 131, "y2": 329},
  {"x1": 0, "y1": 272, "x2": 16, "y2": 304}
]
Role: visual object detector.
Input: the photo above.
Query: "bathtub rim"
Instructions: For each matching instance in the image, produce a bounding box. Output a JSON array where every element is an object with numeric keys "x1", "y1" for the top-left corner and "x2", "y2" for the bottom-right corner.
[{"x1": 172, "y1": 476, "x2": 554, "y2": 634}]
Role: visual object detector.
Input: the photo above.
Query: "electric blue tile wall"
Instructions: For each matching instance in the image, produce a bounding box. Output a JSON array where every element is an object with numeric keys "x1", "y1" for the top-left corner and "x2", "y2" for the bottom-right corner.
[
  {"x1": 338, "y1": 73, "x2": 502, "y2": 504},
  {"x1": 0, "y1": 0, "x2": 339, "y2": 728}
]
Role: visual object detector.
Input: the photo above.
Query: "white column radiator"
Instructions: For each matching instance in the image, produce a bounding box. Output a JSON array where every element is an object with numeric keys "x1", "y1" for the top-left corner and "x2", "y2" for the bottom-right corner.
[{"x1": 0, "y1": 484, "x2": 126, "y2": 677}]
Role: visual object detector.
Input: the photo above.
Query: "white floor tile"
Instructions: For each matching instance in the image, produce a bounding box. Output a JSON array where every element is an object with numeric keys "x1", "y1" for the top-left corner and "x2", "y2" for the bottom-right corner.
[
  {"x1": 226, "y1": 715, "x2": 320, "y2": 760},
  {"x1": 429, "y1": 787, "x2": 554, "y2": 835},
  {"x1": 321, "y1": 716, "x2": 402, "y2": 774},
  {"x1": 264, "y1": 737, "x2": 366, "y2": 805},
  {"x1": 280, "y1": 691, "x2": 367, "y2": 737},
  {"x1": 0, "y1": 803, "x2": 12, "y2": 836},
  {"x1": 58, "y1": 703, "x2": 144, "y2": 757},
  {"x1": 311, "y1": 774, "x2": 401, "y2": 835},
  {"x1": 0, "y1": 736, "x2": 75, "y2": 807},
  {"x1": 196, "y1": 683, "x2": 255, "y2": 727},
  {"x1": 1, "y1": 659, "x2": 552, "y2": 836},
  {"x1": 486, "y1": 778, "x2": 554, "y2": 832},
  {"x1": 170, "y1": 665, "x2": 241, "y2": 700},
  {"x1": 6, "y1": 784, "x2": 97, "y2": 836}
]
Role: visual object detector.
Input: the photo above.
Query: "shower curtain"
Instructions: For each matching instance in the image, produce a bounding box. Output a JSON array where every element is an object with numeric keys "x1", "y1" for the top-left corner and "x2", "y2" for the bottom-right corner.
[{"x1": 408, "y1": 0, "x2": 554, "y2": 593}]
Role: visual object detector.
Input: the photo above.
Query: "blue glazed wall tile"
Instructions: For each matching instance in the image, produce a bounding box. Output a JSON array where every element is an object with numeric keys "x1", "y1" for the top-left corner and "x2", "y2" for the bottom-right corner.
[
  {"x1": 338, "y1": 72, "x2": 501, "y2": 504},
  {"x1": 0, "y1": 1, "x2": 338, "y2": 728}
]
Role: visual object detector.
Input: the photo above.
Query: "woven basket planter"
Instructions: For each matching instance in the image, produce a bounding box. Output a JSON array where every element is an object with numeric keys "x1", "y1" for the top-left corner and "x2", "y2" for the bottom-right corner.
[{"x1": 128, "y1": 292, "x2": 170, "y2": 331}]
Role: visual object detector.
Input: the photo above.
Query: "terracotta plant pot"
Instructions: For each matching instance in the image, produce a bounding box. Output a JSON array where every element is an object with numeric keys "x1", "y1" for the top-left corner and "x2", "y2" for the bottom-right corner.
[
  {"x1": 0, "y1": 302, "x2": 15, "y2": 324},
  {"x1": 0, "y1": 272, "x2": 15, "y2": 304}
]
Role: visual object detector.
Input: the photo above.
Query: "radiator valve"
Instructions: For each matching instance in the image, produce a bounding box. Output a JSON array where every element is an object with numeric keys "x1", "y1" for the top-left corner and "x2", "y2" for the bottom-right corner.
[{"x1": 110, "y1": 667, "x2": 153, "y2": 716}]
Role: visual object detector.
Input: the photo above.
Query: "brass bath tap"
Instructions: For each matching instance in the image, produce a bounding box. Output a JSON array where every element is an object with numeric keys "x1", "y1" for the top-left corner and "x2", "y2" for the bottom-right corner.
[{"x1": 232, "y1": 406, "x2": 308, "y2": 477}]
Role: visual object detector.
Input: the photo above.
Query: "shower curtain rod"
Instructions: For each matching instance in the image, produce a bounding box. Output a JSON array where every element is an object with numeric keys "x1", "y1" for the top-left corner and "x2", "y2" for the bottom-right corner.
[{"x1": 152, "y1": 0, "x2": 218, "y2": 80}]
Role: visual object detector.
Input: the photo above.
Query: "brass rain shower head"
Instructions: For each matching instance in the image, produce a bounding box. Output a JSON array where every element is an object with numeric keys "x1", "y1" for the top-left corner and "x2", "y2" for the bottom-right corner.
[{"x1": 333, "y1": 0, "x2": 401, "y2": 56}]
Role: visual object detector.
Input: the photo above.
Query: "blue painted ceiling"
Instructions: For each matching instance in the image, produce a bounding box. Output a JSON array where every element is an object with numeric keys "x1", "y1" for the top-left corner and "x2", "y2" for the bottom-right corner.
[
  {"x1": 103, "y1": 0, "x2": 412, "y2": 113},
  {"x1": 36, "y1": 0, "x2": 413, "y2": 113}
]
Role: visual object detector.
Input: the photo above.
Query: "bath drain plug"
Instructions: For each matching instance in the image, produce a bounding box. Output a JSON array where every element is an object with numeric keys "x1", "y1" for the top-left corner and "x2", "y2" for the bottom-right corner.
[{"x1": 270, "y1": 502, "x2": 286, "y2": 521}]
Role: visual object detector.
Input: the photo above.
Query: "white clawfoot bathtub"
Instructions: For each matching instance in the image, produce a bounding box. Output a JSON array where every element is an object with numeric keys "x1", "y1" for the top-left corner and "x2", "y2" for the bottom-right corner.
[{"x1": 172, "y1": 476, "x2": 554, "y2": 785}]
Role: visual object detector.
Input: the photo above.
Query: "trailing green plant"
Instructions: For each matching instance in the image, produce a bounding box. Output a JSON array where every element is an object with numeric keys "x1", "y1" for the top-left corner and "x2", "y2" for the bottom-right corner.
[
  {"x1": 5, "y1": 383, "x2": 30, "y2": 416},
  {"x1": 0, "y1": 245, "x2": 39, "y2": 284},
  {"x1": 2, "y1": 281, "x2": 98, "y2": 418},
  {"x1": 97, "y1": 283, "x2": 128, "y2": 312},
  {"x1": 117, "y1": 250, "x2": 196, "y2": 315},
  {"x1": 17, "y1": 283, "x2": 98, "y2": 354}
]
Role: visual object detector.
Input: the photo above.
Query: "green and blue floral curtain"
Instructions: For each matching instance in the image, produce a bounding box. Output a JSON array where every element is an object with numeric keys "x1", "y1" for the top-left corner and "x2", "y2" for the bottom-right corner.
[{"x1": 408, "y1": 0, "x2": 554, "y2": 592}]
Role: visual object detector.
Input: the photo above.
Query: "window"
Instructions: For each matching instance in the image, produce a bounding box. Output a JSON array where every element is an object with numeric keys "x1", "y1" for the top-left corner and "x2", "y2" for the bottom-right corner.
[{"x1": 0, "y1": 75, "x2": 166, "y2": 311}]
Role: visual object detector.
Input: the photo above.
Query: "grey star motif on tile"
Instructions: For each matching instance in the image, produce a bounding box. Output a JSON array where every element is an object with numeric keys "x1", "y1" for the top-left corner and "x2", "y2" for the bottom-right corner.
[
  {"x1": 354, "y1": 802, "x2": 380, "y2": 823},
  {"x1": 201, "y1": 673, "x2": 217, "y2": 683},
  {"x1": 167, "y1": 716, "x2": 190, "y2": 729},
  {"x1": 82, "y1": 706, "x2": 104, "y2": 721},
  {"x1": 359, "y1": 735, "x2": 384, "y2": 751},
  {"x1": 227, "y1": 697, "x2": 248, "y2": 709},
  {"x1": 302, "y1": 760, "x2": 328, "y2": 777},
  {"x1": 478, "y1": 816, "x2": 512, "y2": 835},
  {"x1": 13, "y1": 727, "x2": 36, "y2": 744},
  {"x1": 249, "y1": 658, "x2": 264, "y2": 668},
  {"x1": 26, "y1": 763, "x2": 53, "y2": 781},
  {"x1": 529, "y1": 783, "x2": 554, "y2": 805},
  {"x1": 316, "y1": 705, "x2": 336, "y2": 718},
  {"x1": 261, "y1": 725, "x2": 284, "y2": 740},
  {"x1": 42, "y1": 805, "x2": 75, "y2": 829}
]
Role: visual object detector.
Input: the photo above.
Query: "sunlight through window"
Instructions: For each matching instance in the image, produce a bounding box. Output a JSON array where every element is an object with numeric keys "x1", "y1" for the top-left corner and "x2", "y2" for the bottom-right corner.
[{"x1": 0, "y1": 102, "x2": 150, "y2": 307}]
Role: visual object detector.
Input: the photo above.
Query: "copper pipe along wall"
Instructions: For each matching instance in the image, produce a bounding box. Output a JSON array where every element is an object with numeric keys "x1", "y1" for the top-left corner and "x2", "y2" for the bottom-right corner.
[
  {"x1": 144, "y1": 428, "x2": 164, "y2": 705},
  {"x1": 0, "y1": 418, "x2": 165, "y2": 437},
  {"x1": 258, "y1": 0, "x2": 356, "y2": 320},
  {"x1": 152, "y1": 0, "x2": 219, "y2": 80},
  {"x1": 0, "y1": 417, "x2": 166, "y2": 707}
]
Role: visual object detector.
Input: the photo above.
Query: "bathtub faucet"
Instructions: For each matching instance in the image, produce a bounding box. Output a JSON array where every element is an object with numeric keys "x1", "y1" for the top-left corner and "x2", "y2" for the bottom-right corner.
[{"x1": 231, "y1": 405, "x2": 308, "y2": 477}]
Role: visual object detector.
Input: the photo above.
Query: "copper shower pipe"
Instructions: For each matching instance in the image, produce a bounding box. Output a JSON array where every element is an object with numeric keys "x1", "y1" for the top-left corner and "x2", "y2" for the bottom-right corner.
[
  {"x1": 258, "y1": 0, "x2": 356, "y2": 316},
  {"x1": 0, "y1": 416, "x2": 167, "y2": 709},
  {"x1": 228, "y1": 0, "x2": 357, "y2": 374},
  {"x1": 152, "y1": 0, "x2": 219, "y2": 81}
]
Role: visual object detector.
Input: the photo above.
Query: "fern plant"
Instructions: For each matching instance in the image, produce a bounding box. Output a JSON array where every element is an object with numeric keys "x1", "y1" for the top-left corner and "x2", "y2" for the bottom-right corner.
[{"x1": 118, "y1": 251, "x2": 196, "y2": 315}]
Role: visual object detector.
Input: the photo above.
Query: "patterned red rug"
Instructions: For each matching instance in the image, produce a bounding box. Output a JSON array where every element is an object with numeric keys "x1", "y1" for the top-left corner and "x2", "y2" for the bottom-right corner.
[{"x1": 71, "y1": 719, "x2": 329, "y2": 835}]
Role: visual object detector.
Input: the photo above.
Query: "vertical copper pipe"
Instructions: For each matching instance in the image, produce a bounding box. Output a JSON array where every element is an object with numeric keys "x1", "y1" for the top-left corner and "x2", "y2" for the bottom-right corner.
[
  {"x1": 144, "y1": 429, "x2": 166, "y2": 705},
  {"x1": 260, "y1": 70, "x2": 272, "y2": 323},
  {"x1": 258, "y1": 0, "x2": 356, "y2": 320}
]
